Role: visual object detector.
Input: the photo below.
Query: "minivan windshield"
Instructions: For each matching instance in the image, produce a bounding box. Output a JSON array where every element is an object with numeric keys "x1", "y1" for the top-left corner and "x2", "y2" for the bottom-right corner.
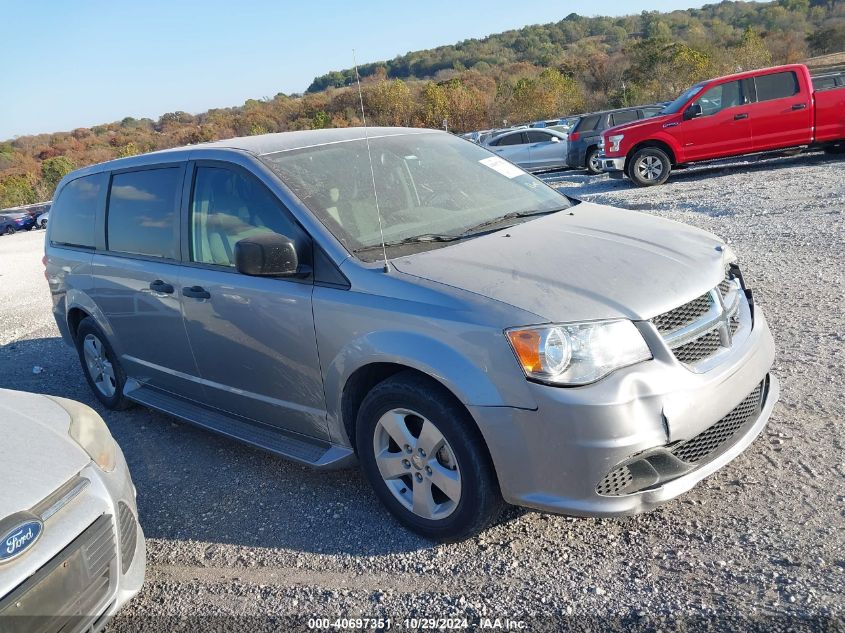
[{"x1": 261, "y1": 132, "x2": 570, "y2": 260}]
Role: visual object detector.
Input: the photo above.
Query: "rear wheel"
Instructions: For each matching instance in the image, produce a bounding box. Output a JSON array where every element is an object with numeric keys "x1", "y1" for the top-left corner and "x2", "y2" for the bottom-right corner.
[
  {"x1": 75, "y1": 317, "x2": 133, "y2": 410},
  {"x1": 356, "y1": 371, "x2": 503, "y2": 541},
  {"x1": 824, "y1": 143, "x2": 845, "y2": 155},
  {"x1": 585, "y1": 147, "x2": 602, "y2": 174},
  {"x1": 4, "y1": 226, "x2": 15, "y2": 235},
  {"x1": 629, "y1": 147, "x2": 672, "y2": 186}
]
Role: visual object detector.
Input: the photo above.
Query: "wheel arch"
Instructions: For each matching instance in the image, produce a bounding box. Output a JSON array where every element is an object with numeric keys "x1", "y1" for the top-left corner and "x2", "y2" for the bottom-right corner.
[
  {"x1": 325, "y1": 331, "x2": 536, "y2": 449},
  {"x1": 626, "y1": 138, "x2": 678, "y2": 167}
]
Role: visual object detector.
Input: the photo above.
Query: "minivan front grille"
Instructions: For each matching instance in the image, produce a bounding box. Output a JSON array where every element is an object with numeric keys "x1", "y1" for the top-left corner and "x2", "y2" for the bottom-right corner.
[
  {"x1": 670, "y1": 381, "x2": 764, "y2": 464},
  {"x1": 673, "y1": 328, "x2": 722, "y2": 364},
  {"x1": 652, "y1": 293, "x2": 713, "y2": 335},
  {"x1": 652, "y1": 268, "x2": 743, "y2": 367}
]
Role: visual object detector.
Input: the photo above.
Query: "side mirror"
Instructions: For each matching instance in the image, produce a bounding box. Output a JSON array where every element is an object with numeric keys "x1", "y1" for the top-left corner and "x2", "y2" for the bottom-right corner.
[
  {"x1": 550, "y1": 136, "x2": 561, "y2": 143},
  {"x1": 683, "y1": 103, "x2": 702, "y2": 120},
  {"x1": 235, "y1": 233, "x2": 300, "y2": 277}
]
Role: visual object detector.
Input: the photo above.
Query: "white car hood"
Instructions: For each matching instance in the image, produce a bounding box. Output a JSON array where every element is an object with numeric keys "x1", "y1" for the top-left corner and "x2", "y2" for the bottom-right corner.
[{"x1": 0, "y1": 389, "x2": 91, "y2": 519}]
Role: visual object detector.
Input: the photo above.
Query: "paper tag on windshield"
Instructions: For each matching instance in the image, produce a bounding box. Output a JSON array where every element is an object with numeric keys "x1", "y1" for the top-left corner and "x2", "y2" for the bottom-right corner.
[{"x1": 479, "y1": 156, "x2": 523, "y2": 179}]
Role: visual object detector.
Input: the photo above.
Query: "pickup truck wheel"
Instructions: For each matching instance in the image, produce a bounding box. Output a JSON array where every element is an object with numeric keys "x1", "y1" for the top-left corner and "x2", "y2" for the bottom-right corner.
[
  {"x1": 356, "y1": 371, "x2": 503, "y2": 541},
  {"x1": 629, "y1": 147, "x2": 672, "y2": 186},
  {"x1": 76, "y1": 318, "x2": 133, "y2": 410},
  {"x1": 824, "y1": 143, "x2": 845, "y2": 155},
  {"x1": 585, "y1": 147, "x2": 602, "y2": 174}
]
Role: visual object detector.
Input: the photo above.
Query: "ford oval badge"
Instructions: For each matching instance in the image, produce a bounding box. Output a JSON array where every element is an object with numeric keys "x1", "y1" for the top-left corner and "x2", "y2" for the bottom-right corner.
[{"x1": 1, "y1": 520, "x2": 43, "y2": 563}]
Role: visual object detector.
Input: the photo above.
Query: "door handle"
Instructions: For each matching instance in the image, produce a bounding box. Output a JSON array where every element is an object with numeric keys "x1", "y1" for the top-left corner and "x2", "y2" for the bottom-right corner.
[
  {"x1": 734, "y1": 113, "x2": 749, "y2": 120},
  {"x1": 149, "y1": 280, "x2": 174, "y2": 294},
  {"x1": 183, "y1": 286, "x2": 211, "y2": 299},
  {"x1": 791, "y1": 103, "x2": 807, "y2": 111}
]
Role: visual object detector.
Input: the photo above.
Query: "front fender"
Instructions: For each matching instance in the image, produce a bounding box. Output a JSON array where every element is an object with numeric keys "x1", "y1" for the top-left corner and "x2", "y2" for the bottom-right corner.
[
  {"x1": 322, "y1": 330, "x2": 537, "y2": 443},
  {"x1": 627, "y1": 131, "x2": 684, "y2": 164}
]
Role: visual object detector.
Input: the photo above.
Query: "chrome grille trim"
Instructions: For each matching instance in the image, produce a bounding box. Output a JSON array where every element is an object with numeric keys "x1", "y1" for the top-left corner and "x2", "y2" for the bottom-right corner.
[
  {"x1": 652, "y1": 268, "x2": 744, "y2": 367},
  {"x1": 31, "y1": 475, "x2": 90, "y2": 522}
]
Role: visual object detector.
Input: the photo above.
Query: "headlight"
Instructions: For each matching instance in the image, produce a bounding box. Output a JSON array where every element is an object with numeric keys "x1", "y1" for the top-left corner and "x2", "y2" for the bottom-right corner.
[
  {"x1": 506, "y1": 320, "x2": 652, "y2": 386},
  {"x1": 608, "y1": 134, "x2": 625, "y2": 153},
  {"x1": 48, "y1": 396, "x2": 117, "y2": 472}
]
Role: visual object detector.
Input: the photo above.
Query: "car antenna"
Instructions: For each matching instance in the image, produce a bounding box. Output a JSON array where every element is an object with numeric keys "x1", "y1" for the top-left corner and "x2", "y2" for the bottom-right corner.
[{"x1": 353, "y1": 49, "x2": 390, "y2": 273}]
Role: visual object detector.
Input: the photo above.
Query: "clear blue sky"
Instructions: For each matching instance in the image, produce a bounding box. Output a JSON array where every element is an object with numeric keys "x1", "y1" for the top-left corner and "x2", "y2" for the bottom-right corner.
[{"x1": 0, "y1": 0, "x2": 708, "y2": 139}]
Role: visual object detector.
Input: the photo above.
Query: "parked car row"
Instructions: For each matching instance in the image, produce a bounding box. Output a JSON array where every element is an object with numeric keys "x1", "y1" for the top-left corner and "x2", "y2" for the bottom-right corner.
[
  {"x1": 600, "y1": 63, "x2": 845, "y2": 186},
  {"x1": 0, "y1": 202, "x2": 51, "y2": 235},
  {"x1": 460, "y1": 104, "x2": 665, "y2": 174}
]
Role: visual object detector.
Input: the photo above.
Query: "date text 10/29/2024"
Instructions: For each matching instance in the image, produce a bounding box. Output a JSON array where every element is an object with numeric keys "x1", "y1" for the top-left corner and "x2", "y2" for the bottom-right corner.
[{"x1": 308, "y1": 617, "x2": 527, "y2": 630}]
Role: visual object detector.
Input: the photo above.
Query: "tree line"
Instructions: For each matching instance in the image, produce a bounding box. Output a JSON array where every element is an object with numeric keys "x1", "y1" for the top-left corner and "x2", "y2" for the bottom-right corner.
[{"x1": 1, "y1": 0, "x2": 842, "y2": 208}]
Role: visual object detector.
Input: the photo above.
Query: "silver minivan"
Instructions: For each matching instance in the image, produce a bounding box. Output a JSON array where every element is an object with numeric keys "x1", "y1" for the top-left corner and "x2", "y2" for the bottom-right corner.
[{"x1": 45, "y1": 127, "x2": 777, "y2": 541}]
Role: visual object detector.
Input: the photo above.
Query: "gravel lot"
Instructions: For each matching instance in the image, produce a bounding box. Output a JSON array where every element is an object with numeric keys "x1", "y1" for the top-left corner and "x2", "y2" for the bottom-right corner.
[{"x1": 1, "y1": 151, "x2": 843, "y2": 631}]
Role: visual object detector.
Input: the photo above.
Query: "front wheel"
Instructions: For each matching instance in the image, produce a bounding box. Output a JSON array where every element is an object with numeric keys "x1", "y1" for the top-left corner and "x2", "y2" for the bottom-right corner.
[
  {"x1": 356, "y1": 371, "x2": 503, "y2": 541},
  {"x1": 629, "y1": 147, "x2": 672, "y2": 186},
  {"x1": 4, "y1": 226, "x2": 15, "y2": 235}
]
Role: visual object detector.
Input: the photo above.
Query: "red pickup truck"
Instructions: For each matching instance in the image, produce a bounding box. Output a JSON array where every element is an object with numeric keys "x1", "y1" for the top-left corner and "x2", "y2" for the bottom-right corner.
[{"x1": 600, "y1": 64, "x2": 845, "y2": 186}]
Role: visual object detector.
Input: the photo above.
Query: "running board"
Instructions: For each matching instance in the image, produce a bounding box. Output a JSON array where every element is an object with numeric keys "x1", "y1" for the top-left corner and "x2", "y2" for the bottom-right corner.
[{"x1": 125, "y1": 382, "x2": 354, "y2": 469}]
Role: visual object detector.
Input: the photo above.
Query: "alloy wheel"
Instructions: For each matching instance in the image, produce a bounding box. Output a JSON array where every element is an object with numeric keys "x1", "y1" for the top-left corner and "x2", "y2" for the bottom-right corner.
[
  {"x1": 636, "y1": 155, "x2": 664, "y2": 181},
  {"x1": 372, "y1": 408, "x2": 462, "y2": 520},
  {"x1": 82, "y1": 333, "x2": 117, "y2": 398},
  {"x1": 589, "y1": 153, "x2": 602, "y2": 172}
]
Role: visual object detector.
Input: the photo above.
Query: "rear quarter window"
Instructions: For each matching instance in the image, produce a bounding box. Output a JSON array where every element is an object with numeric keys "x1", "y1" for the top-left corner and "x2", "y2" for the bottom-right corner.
[
  {"x1": 49, "y1": 173, "x2": 106, "y2": 248},
  {"x1": 107, "y1": 167, "x2": 182, "y2": 259},
  {"x1": 754, "y1": 71, "x2": 800, "y2": 102}
]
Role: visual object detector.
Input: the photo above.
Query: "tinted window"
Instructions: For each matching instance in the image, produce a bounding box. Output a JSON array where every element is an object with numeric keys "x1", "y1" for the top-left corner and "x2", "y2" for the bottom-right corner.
[
  {"x1": 496, "y1": 133, "x2": 525, "y2": 146},
  {"x1": 574, "y1": 115, "x2": 600, "y2": 133},
  {"x1": 526, "y1": 131, "x2": 553, "y2": 143},
  {"x1": 50, "y1": 173, "x2": 105, "y2": 248},
  {"x1": 107, "y1": 168, "x2": 181, "y2": 259},
  {"x1": 694, "y1": 80, "x2": 743, "y2": 116},
  {"x1": 190, "y1": 167, "x2": 303, "y2": 267},
  {"x1": 755, "y1": 71, "x2": 799, "y2": 102},
  {"x1": 611, "y1": 110, "x2": 638, "y2": 126}
]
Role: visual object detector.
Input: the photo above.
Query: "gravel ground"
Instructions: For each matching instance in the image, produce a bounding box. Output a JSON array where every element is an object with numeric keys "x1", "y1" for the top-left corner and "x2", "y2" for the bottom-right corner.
[{"x1": 0, "y1": 151, "x2": 843, "y2": 632}]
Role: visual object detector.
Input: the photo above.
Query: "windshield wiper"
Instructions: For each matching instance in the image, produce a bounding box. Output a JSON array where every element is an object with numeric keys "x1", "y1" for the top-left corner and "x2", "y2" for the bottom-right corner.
[
  {"x1": 459, "y1": 206, "x2": 568, "y2": 237},
  {"x1": 353, "y1": 233, "x2": 460, "y2": 254}
]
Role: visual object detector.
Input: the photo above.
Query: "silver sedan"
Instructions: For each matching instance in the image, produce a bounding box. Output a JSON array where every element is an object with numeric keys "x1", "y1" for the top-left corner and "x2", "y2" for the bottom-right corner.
[{"x1": 483, "y1": 128, "x2": 569, "y2": 172}]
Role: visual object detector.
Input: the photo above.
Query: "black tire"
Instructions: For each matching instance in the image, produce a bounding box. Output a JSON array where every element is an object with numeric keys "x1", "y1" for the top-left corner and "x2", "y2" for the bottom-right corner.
[
  {"x1": 356, "y1": 371, "x2": 504, "y2": 541},
  {"x1": 4, "y1": 226, "x2": 15, "y2": 235},
  {"x1": 628, "y1": 147, "x2": 672, "y2": 186},
  {"x1": 824, "y1": 143, "x2": 845, "y2": 155},
  {"x1": 75, "y1": 317, "x2": 133, "y2": 410},
  {"x1": 584, "y1": 146, "x2": 602, "y2": 174},
  {"x1": 40, "y1": 220, "x2": 48, "y2": 228}
]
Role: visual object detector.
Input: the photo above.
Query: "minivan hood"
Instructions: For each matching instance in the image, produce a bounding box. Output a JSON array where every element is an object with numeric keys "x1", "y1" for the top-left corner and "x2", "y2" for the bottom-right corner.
[
  {"x1": 391, "y1": 201, "x2": 727, "y2": 323},
  {"x1": 0, "y1": 390, "x2": 91, "y2": 519}
]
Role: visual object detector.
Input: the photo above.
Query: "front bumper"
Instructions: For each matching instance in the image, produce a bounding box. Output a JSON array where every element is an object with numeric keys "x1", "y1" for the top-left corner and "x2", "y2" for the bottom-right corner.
[
  {"x1": 0, "y1": 445, "x2": 146, "y2": 630},
  {"x1": 601, "y1": 156, "x2": 626, "y2": 177},
  {"x1": 469, "y1": 303, "x2": 777, "y2": 517}
]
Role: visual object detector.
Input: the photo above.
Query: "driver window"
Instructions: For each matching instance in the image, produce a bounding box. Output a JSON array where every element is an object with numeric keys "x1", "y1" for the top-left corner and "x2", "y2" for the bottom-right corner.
[
  {"x1": 190, "y1": 166, "x2": 301, "y2": 267},
  {"x1": 693, "y1": 80, "x2": 743, "y2": 116}
]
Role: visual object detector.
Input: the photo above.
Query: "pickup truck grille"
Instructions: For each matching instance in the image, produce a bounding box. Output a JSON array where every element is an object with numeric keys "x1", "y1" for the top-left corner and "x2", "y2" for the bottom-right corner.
[{"x1": 652, "y1": 268, "x2": 743, "y2": 367}]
